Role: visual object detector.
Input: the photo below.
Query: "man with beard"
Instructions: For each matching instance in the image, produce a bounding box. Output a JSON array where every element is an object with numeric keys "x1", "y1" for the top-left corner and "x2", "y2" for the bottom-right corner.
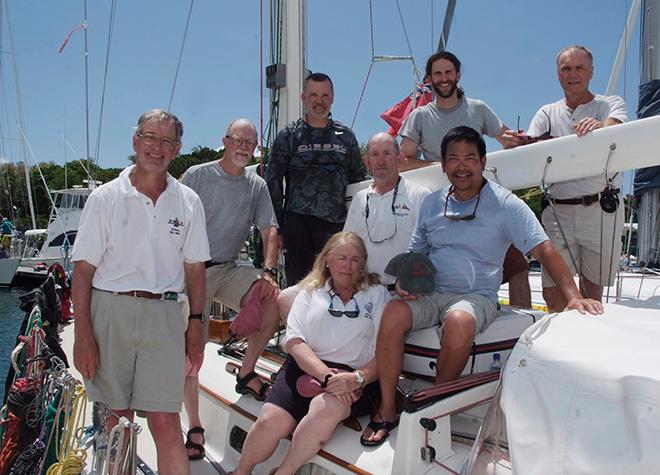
[
  {"x1": 267, "y1": 72, "x2": 367, "y2": 286},
  {"x1": 399, "y1": 51, "x2": 511, "y2": 170},
  {"x1": 180, "y1": 118, "x2": 281, "y2": 460},
  {"x1": 400, "y1": 52, "x2": 531, "y2": 307}
]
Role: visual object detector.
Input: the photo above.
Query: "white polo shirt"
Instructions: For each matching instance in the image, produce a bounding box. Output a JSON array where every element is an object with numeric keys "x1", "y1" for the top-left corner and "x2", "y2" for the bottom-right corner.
[
  {"x1": 527, "y1": 94, "x2": 627, "y2": 199},
  {"x1": 344, "y1": 176, "x2": 431, "y2": 284},
  {"x1": 284, "y1": 280, "x2": 391, "y2": 369},
  {"x1": 72, "y1": 166, "x2": 210, "y2": 293}
]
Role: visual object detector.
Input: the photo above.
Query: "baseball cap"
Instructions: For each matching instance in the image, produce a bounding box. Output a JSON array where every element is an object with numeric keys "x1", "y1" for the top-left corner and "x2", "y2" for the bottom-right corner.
[{"x1": 384, "y1": 252, "x2": 436, "y2": 295}]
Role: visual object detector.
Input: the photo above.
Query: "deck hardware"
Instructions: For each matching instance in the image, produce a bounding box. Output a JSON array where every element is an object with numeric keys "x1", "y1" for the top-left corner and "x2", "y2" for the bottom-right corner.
[
  {"x1": 420, "y1": 417, "x2": 437, "y2": 431},
  {"x1": 420, "y1": 445, "x2": 436, "y2": 462}
]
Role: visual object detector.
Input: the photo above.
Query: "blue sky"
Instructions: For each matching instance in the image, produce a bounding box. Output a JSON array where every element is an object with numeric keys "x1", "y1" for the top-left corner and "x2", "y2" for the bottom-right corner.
[{"x1": 0, "y1": 1, "x2": 641, "y2": 191}]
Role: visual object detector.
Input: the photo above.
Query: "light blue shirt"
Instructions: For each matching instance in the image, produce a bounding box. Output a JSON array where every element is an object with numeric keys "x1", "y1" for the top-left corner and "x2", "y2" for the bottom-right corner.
[{"x1": 410, "y1": 180, "x2": 548, "y2": 302}]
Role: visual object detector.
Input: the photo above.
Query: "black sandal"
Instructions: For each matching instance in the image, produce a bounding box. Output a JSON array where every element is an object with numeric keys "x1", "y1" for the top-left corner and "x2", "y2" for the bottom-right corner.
[
  {"x1": 360, "y1": 418, "x2": 399, "y2": 447},
  {"x1": 235, "y1": 371, "x2": 270, "y2": 401},
  {"x1": 185, "y1": 426, "x2": 205, "y2": 460}
]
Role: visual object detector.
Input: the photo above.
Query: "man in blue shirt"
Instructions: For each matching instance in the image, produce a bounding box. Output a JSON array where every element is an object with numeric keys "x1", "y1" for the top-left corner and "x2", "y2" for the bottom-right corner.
[{"x1": 361, "y1": 126, "x2": 603, "y2": 447}]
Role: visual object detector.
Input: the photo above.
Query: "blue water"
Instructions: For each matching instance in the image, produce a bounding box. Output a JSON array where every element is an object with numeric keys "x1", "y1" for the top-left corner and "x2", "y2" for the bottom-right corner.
[{"x1": 0, "y1": 288, "x2": 30, "y2": 401}]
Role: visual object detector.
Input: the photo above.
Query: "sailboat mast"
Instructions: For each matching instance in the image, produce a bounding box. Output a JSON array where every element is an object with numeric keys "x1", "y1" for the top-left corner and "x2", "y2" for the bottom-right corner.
[
  {"x1": 276, "y1": 0, "x2": 306, "y2": 131},
  {"x1": 3, "y1": 0, "x2": 36, "y2": 229},
  {"x1": 635, "y1": 0, "x2": 660, "y2": 265},
  {"x1": 83, "y1": 0, "x2": 91, "y2": 166}
]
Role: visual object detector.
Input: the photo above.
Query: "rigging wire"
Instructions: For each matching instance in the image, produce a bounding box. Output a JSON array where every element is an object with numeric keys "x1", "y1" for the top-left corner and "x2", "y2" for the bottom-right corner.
[
  {"x1": 92, "y1": 0, "x2": 118, "y2": 170},
  {"x1": 350, "y1": 0, "x2": 376, "y2": 128},
  {"x1": 351, "y1": 0, "x2": 421, "y2": 129},
  {"x1": 167, "y1": 0, "x2": 195, "y2": 112},
  {"x1": 394, "y1": 0, "x2": 414, "y2": 60}
]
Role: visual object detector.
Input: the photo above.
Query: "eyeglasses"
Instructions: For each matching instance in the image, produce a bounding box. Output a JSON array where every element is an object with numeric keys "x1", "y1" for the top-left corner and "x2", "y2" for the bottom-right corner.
[
  {"x1": 136, "y1": 133, "x2": 178, "y2": 151},
  {"x1": 365, "y1": 177, "x2": 401, "y2": 244},
  {"x1": 226, "y1": 135, "x2": 258, "y2": 149},
  {"x1": 327, "y1": 291, "x2": 360, "y2": 318},
  {"x1": 443, "y1": 184, "x2": 483, "y2": 221}
]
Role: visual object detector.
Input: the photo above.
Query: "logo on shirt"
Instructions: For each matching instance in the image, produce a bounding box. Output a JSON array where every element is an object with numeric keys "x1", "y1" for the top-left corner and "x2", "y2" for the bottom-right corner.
[
  {"x1": 393, "y1": 203, "x2": 411, "y2": 217},
  {"x1": 168, "y1": 217, "x2": 184, "y2": 235},
  {"x1": 297, "y1": 144, "x2": 347, "y2": 154},
  {"x1": 363, "y1": 302, "x2": 373, "y2": 320}
]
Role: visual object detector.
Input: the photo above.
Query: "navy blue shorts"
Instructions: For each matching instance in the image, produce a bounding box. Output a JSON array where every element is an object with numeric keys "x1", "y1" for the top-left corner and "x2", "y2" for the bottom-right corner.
[{"x1": 266, "y1": 355, "x2": 380, "y2": 423}]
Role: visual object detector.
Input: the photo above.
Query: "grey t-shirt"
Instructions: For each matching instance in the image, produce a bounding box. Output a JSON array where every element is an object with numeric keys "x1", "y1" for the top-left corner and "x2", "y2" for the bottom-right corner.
[
  {"x1": 400, "y1": 97, "x2": 503, "y2": 162},
  {"x1": 181, "y1": 161, "x2": 278, "y2": 262}
]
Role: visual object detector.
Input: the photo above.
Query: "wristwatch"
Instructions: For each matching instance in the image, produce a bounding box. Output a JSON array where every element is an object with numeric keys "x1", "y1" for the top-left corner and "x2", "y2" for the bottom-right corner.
[
  {"x1": 353, "y1": 370, "x2": 365, "y2": 388},
  {"x1": 263, "y1": 267, "x2": 278, "y2": 277},
  {"x1": 188, "y1": 313, "x2": 205, "y2": 324}
]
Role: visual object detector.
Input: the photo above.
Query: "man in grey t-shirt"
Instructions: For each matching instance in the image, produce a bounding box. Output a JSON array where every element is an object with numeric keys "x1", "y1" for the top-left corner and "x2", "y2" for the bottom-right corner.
[
  {"x1": 399, "y1": 51, "x2": 510, "y2": 170},
  {"x1": 180, "y1": 118, "x2": 280, "y2": 460}
]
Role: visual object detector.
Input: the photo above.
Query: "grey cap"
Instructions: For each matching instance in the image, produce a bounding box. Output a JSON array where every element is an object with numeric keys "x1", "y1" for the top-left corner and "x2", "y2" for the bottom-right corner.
[{"x1": 384, "y1": 252, "x2": 436, "y2": 295}]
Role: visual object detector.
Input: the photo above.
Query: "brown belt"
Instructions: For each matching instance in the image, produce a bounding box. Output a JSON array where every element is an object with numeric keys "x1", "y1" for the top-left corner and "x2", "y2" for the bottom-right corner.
[
  {"x1": 97, "y1": 289, "x2": 179, "y2": 300},
  {"x1": 113, "y1": 290, "x2": 163, "y2": 299}
]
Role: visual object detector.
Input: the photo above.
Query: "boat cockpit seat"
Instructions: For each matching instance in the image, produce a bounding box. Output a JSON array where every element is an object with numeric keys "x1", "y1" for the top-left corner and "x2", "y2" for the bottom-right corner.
[{"x1": 403, "y1": 306, "x2": 545, "y2": 378}]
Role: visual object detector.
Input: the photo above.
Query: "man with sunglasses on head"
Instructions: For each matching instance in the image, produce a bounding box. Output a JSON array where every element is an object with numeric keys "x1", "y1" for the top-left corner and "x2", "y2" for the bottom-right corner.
[
  {"x1": 180, "y1": 118, "x2": 281, "y2": 460},
  {"x1": 399, "y1": 51, "x2": 531, "y2": 308},
  {"x1": 361, "y1": 126, "x2": 603, "y2": 447},
  {"x1": 503, "y1": 45, "x2": 627, "y2": 312},
  {"x1": 343, "y1": 132, "x2": 430, "y2": 285},
  {"x1": 267, "y1": 72, "x2": 367, "y2": 286}
]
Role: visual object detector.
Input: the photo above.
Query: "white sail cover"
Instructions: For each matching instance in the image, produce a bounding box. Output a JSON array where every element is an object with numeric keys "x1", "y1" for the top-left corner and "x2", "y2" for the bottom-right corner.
[{"x1": 501, "y1": 298, "x2": 660, "y2": 474}]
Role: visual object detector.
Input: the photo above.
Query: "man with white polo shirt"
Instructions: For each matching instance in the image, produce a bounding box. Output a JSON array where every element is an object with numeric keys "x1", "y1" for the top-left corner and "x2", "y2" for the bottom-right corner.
[
  {"x1": 503, "y1": 45, "x2": 627, "y2": 311},
  {"x1": 72, "y1": 109, "x2": 210, "y2": 475},
  {"x1": 344, "y1": 132, "x2": 430, "y2": 284}
]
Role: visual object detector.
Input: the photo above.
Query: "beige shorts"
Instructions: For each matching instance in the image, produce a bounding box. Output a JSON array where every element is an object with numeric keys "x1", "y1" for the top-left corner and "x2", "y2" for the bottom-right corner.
[
  {"x1": 86, "y1": 289, "x2": 187, "y2": 412},
  {"x1": 204, "y1": 262, "x2": 261, "y2": 315},
  {"x1": 541, "y1": 202, "x2": 624, "y2": 287},
  {"x1": 404, "y1": 291, "x2": 499, "y2": 338}
]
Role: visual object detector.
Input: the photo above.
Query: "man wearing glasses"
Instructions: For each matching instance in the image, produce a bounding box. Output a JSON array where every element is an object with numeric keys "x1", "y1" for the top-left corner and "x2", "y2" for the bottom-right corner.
[
  {"x1": 267, "y1": 72, "x2": 367, "y2": 286},
  {"x1": 180, "y1": 118, "x2": 281, "y2": 459},
  {"x1": 361, "y1": 126, "x2": 604, "y2": 446},
  {"x1": 343, "y1": 132, "x2": 430, "y2": 285},
  {"x1": 72, "y1": 109, "x2": 210, "y2": 474}
]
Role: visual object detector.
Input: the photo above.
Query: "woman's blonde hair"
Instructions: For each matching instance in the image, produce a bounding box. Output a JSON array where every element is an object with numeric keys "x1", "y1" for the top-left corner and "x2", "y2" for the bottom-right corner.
[{"x1": 299, "y1": 231, "x2": 380, "y2": 291}]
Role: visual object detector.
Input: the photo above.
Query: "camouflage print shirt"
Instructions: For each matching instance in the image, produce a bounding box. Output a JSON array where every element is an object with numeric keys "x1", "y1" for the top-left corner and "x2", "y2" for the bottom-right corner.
[{"x1": 267, "y1": 117, "x2": 366, "y2": 227}]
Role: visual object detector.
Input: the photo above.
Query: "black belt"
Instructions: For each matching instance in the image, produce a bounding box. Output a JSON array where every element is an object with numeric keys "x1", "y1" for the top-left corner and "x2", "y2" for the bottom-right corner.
[
  {"x1": 545, "y1": 188, "x2": 620, "y2": 207},
  {"x1": 551, "y1": 193, "x2": 600, "y2": 206},
  {"x1": 205, "y1": 260, "x2": 232, "y2": 269}
]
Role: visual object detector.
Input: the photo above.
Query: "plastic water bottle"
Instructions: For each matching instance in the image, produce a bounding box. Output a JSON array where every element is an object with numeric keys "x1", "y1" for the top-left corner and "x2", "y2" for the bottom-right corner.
[{"x1": 489, "y1": 353, "x2": 502, "y2": 372}]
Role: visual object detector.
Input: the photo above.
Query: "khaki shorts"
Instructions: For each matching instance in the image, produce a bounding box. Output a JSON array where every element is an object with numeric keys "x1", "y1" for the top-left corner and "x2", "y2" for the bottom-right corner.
[
  {"x1": 86, "y1": 289, "x2": 187, "y2": 413},
  {"x1": 204, "y1": 262, "x2": 261, "y2": 315},
  {"x1": 541, "y1": 202, "x2": 624, "y2": 287},
  {"x1": 404, "y1": 291, "x2": 499, "y2": 338}
]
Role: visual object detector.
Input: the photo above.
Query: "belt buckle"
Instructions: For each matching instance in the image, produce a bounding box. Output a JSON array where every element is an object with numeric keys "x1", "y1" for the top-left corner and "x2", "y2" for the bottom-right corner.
[{"x1": 163, "y1": 291, "x2": 178, "y2": 301}]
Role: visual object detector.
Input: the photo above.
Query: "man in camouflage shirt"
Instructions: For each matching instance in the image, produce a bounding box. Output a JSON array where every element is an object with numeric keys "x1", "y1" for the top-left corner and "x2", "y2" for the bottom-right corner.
[{"x1": 267, "y1": 72, "x2": 367, "y2": 285}]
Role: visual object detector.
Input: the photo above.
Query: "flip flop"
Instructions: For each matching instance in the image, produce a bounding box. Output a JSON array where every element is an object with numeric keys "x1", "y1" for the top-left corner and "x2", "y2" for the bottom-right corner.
[
  {"x1": 360, "y1": 418, "x2": 399, "y2": 447},
  {"x1": 185, "y1": 426, "x2": 205, "y2": 460},
  {"x1": 235, "y1": 371, "x2": 270, "y2": 401}
]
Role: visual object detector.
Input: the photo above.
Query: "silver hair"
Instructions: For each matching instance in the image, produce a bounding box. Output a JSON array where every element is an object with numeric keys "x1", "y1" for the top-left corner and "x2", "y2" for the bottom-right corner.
[
  {"x1": 224, "y1": 118, "x2": 258, "y2": 138},
  {"x1": 556, "y1": 45, "x2": 593, "y2": 66},
  {"x1": 135, "y1": 109, "x2": 183, "y2": 142},
  {"x1": 367, "y1": 132, "x2": 400, "y2": 155}
]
